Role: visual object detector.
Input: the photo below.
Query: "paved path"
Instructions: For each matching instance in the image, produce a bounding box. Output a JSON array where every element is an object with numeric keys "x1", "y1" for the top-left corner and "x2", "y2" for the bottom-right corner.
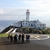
[
  {"x1": 0, "y1": 36, "x2": 50, "y2": 50},
  {"x1": 0, "y1": 38, "x2": 6, "y2": 50},
  {"x1": 24, "y1": 34, "x2": 49, "y2": 40},
  {"x1": 31, "y1": 37, "x2": 50, "y2": 46}
]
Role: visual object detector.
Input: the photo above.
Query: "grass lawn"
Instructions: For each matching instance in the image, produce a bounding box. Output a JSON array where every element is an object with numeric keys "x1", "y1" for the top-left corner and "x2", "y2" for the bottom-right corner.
[
  {"x1": 0, "y1": 33, "x2": 15, "y2": 37},
  {"x1": 0, "y1": 33, "x2": 8, "y2": 37},
  {"x1": 47, "y1": 34, "x2": 50, "y2": 36}
]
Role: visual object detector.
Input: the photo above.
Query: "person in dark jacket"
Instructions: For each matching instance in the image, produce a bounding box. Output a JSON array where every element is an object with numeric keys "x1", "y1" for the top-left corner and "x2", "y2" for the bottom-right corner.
[
  {"x1": 18, "y1": 33, "x2": 21, "y2": 41},
  {"x1": 26, "y1": 34, "x2": 30, "y2": 43},
  {"x1": 14, "y1": 34, "x2": 17, "y2": 44},
  {"x1": 22, "y1": 33, "x2": 24, "y2": 43},
  {"x1": 10, "y1": 35, "x2": 13, "y2": 43}
]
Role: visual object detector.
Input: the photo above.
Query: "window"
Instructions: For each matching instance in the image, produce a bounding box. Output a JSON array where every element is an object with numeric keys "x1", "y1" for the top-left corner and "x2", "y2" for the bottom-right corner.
[
  {"x1": 31, "y1": 24, "x2": 33, "y2": 26},
  {"x1": 43, "y1": 25, "x2": 44, "y2": 26},
  {"x1": 29, "y1": 24, "x2": 30, "y2": 25},
  {"x1": 26, "y1": 23, "x2": 27, "y2": 25},
  {"x1": 23, "y1": 23, "x2": 24, "y2": 25}
]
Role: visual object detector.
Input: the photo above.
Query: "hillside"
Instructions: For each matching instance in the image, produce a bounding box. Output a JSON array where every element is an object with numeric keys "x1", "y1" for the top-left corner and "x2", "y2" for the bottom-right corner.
[
  {"x1": 1, "y1": 25, "x2": 50, "y2": 34},
  {"x1": 1, "y1": 26, "x2": 13, "y2": 33}
]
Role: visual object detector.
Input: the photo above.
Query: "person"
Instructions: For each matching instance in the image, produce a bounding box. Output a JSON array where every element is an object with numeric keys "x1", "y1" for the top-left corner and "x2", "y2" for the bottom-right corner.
[
  {"x1": 10, "y1": 34, "x2": 13, "y2": 43},
  {"x1": 26, "y1": 34, "x2": 30, "y2": 43},
  {"x1": 16, "y1": 33, "x2": 19, "y2": 40},
  {"x1": 7, "y1": 33, "x2": 10, "y2": 40},
  {"x1": 18, "y1": 33, "x2": 21, "y2": 41},
  {"x1": 22, "y1": 33, "x2": 24, "y2": 43},
  {"x1": 14, "y1": 34, "x2": 17, "y2": 44}
]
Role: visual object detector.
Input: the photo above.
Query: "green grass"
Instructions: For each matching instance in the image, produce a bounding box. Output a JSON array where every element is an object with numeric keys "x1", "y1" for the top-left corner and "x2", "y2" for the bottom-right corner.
[
  {"x1": 47, "y1": 34, "x2": 50, "y2": 36},
  {"x1": 0, "y1": 33, "x2": 8, "y2": 37},
  {"x1": 0, "y1": 33, "x2": 15, "y2": 37}
]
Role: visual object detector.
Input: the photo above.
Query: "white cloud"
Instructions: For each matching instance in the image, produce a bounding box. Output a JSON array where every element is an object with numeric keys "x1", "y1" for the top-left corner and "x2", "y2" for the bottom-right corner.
[
  {"x1": 23, "y1": 0, "x2": 50, "y2": 15},
  {"x1": 0, "y1": 8, "x2": 26, "y2": 20},
  {"x1": 23, "y1": 0, "x2": 50, "y2": 9},
  {"x1": 0, "y1": 0, "x2": 50, "y2": 21},
  {"x1": 0, "y1": 9, "x2": 4, "y2": 14},
  {"x1": 0, "y1": 8, "x2": 50, "y2": 20}
]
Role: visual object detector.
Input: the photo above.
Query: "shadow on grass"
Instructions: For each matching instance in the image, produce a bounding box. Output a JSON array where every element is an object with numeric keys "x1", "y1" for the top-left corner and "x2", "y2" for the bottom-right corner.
[{"x1": 0, "y1": 37, "x2": 28, "y2": 45}]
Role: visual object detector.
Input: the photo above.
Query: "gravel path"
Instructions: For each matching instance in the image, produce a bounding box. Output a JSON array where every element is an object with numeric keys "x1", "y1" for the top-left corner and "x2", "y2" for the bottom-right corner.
[
  {"x1": 0, "y1": 38, "x2": 6, "y2": 50},
  {"x1": 0, "y1": 37, "x2": 50, "y2": 50}
]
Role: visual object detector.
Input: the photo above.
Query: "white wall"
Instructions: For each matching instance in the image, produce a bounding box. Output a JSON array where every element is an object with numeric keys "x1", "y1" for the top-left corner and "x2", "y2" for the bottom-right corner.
[
  {"x1": 22, "y1": 21, "x2": 29, "y2": 27},
  {"x1": 15, "y1": 21, "x2": 46, "y2": 29},
  {"x1": 15, "y1": 23, "x2": 21, "y2": 27}
]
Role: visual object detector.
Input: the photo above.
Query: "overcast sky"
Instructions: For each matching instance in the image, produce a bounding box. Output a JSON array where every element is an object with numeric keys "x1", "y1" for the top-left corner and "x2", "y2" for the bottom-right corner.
[{"x1": 0, "y1": 0, "x2": 50, "y2": 27}]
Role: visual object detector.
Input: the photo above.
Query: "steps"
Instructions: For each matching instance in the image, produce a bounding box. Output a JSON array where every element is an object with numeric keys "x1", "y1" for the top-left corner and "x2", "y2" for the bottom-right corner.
[{"x1": 6, "y1": 28, "x2": 13, "y2": 34}]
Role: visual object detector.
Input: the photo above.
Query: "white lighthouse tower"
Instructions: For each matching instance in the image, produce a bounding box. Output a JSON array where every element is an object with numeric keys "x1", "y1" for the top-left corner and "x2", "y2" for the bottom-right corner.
[{"x1": 26, "y1": 9, "x2": 30, "y2": 21}]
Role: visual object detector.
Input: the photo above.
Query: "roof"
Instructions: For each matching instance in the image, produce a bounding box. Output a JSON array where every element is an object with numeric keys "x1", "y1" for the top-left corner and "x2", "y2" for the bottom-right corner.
[
  {"x1": 14, "y1": 20, "x2": 45, "y2": 25},
  {"x1": 16, "y1": 21, "x2": 23, "y2": 24}
]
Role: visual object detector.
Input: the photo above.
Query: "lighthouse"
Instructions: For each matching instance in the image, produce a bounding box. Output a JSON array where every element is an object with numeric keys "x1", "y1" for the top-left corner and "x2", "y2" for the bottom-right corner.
[{"x1": 26, "y1": 9, "x2": 30, "y2": 21}]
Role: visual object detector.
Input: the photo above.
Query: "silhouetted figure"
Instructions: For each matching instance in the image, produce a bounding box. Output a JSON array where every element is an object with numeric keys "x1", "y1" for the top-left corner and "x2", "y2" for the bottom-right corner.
[
  {"x1": 18, "y1": 34, "x2": 21, "y2": 41},
  {"x1": 14, "y1": 34, "x2": 17, "y2": 44},
  {"x1": 10, "y1": 35, "x2": 13, "y2": 42},
  {"x1": 26, "y1": 34, "x2": 30, "y2": 43},
  {"x1": 22, "y1": 33, "x2": 24, "y2": 43}
]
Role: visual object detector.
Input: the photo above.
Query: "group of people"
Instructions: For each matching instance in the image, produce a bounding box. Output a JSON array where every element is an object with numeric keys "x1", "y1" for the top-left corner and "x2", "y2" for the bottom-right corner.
[{"x1": 7, "y1": 32, "x2": 30, "y2": 44}]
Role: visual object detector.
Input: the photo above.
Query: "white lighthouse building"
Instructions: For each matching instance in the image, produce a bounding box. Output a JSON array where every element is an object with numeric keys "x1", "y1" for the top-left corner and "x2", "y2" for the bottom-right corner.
[
  {"x1": 12, "y1": 9, "x2": 47, "y2": 30},
  {"x1": 26, "y1": 9, "x2": 30, "y2": 21}
]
